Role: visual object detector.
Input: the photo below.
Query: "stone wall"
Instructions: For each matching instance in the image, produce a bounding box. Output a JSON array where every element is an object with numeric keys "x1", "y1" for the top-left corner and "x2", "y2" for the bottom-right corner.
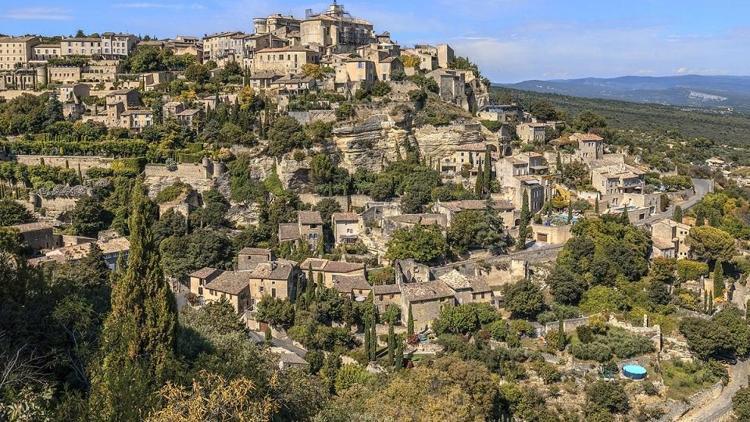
[
  {"x1": 298, "y1": 193, "x2": 373, "y2": 211},
  {"x1": 15, "y1": 155, "x2": 114, "y2": 172},
  {"x1": 288, "y1": 110, "x2": 337, "y2": 125}
]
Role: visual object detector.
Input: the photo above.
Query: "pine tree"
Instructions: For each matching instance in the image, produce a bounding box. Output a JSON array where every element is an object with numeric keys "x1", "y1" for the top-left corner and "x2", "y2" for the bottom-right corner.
[
  {"x1": 407, "y1": 303, "x2": 414, "y2": 336},
  {"x1": 673, "y1": 205, "x2": 683, "y2": 223},
  {"x1": 517, "y1": 189, "x2": 530, "y2": 250},
  {"x1": 713, "y1": 260, "x2": 725, "y2": 299},
  {"x1": 387, "y1": 323, "x2": 395, "y2": 366},
  {"x1": 89, "y1": 179, "x2": 177, "y2": 421}
]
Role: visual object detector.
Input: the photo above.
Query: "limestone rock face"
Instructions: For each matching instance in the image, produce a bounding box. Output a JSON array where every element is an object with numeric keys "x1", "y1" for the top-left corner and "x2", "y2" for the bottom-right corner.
[
  {"x1": 413, "y1": 120, "x2": 487, "y2": 160},
  {"x1": 277, "y1": 156, "x2": 311, "y2": 191},
  {"x1": 333, "y1": 114, "x2": 405, "y2": 173},
  {"x1": 226, "y1": 202, "x2": 261, "y2": 228}
]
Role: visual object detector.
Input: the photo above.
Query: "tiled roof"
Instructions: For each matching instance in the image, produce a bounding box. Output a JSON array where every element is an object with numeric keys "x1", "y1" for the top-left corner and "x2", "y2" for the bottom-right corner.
[
  {"x1": 439, "y1": 270, "x2": 472, "y2": 291},
  {"x1": 239, "y1": 247, "x2": 272, "y2": 256},
  {"x1": 189, "y1": 267, "x2": 222, "y2": 279},
  {"x1": 470, "y1": 277, "x2": 492, "y2": 294},
  {"x1": 439, "y1": 200, "x2": 514, "y2": 212},
  {"x1": 298, "y1": 211, "x2": 323, "y2": 225},
  {"x1": 278, "y1": 223, "x2": 300, "y2": 242},
  {"x1": 373, "y1": 283, "x2": 401, "y2": 295},
  {"x1": 206, "y1": 271, "x2": 249, "y2": 295},
  {"x1": 332, "y1": 274, "x2": 372, "y2": 293},
  {"x1": 332, "y1": 212, "x2": 359, "y2": 222},
  {"x1": 10, "y1": 222, "x2": 52, "y2": 232},
  {"x1": 249, "y1": 262, "x2": 294, "y2": 280},
  {"x1": 571, "y1": 132, "x2": 604, "y2": 142},
  {"x1": 300, "y1": 258, "x2": 365, "y2": 273},
  {"x1": 401, "y1": 280, "x2": 455, "y2": 303}
]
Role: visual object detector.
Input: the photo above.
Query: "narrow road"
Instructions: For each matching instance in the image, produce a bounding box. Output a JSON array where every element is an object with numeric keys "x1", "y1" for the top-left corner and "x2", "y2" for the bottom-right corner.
[
  {"x1": 679, "y1": 359, "x2": 749, "y2": 422},
  {"x1": 637, "y1": 178, "x2": 713, "y2": 227}
]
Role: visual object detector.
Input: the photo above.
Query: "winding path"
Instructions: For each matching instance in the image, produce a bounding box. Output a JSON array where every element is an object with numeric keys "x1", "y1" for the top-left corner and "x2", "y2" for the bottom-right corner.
[{"x1": 678, "y1": 359, "x2": 749, "y2": 421}]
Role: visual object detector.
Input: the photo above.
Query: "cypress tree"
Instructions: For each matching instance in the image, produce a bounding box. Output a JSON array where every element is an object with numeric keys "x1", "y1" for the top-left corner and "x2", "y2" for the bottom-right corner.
[
  {"x1": 620, "y1": 207, "x2": 630, "y2": 225},
  {"x1": 394, "y1": 340, "x2": 403, "y2": 370},
  {"x1": 475, "y1": 165, "x2": 484, "y2": 197},
  {"x1": 713, "y1": 260, "x2": 725, "y2": 299},
  {"x1": 387, "y1": 322, "x2": 395, "y2": 366},
  {"x1": 557, "y1": 318, "x2": 566, "y2": 351},
  {"x1": 696, "y1": 209, "x2": 705, "y2": 226},
  {"x1": 264, "y1": 325, "x2": 272, "y2": 343},
  {"x1": 483, "y1": 148, "x2": 492, "y2": 194},
  {"x1": 517, "y1": 189, "x2": 530, "y2": 250},
  {"x1": 556, "y1": 150, "x2": 563, "y2": 177},
  {"x1": 673, "y1": 205, "x2": 683, "y2": 223},
  {"x1": 89, "y1": 179, "x2": 177, "y2": 421},
  {"x1": 306, "y1": 264, "x2": 314, "y2": 297},
  {"x1": 407, "y1": 303, "x2": 414, "y2": 337},
  {"x1": 594, "y1": 198, "x2": 600, "y2": 214},
  {"x1": 369, "y1": 305, "x2": 378, "y2": 361},
  {"x1": 567, "y1": 200, "x2": 573, "y2": 224},
  {"x1": 364, "y1": 318, "x2": 372, "y2": 360},
  {"x1": 316, "y1": 272, "x2": 324, "y2": 297}
]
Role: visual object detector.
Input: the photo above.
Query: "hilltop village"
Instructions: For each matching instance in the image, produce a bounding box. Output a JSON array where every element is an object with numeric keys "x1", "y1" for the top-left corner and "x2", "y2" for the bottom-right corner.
[{"x1": 3, "y1": 2, "x2": 750, "y2": 421}]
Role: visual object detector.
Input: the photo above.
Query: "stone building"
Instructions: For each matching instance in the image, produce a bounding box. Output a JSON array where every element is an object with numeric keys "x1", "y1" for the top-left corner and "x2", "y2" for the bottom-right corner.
[
  {"x1": 203, "y1": 271, "x2": 252, "y2": 313},
  {"x1": 400, "y1": 280, "x2": 456, "y2": 332},
  {"x1": 9, "y1": 222, "x2": 57, "y2": 252},
  {"x1": 0, "y1": 36, "x2": 39, "y2": 71},
  {"x1": 331, "y1": 212, "x2": 361, "y2": 246},
  {"x1": 516, "y1": 123, "x2": 548, "y2": 144},
  {"x1": 332, "y1": 274, "x2": 372, "y2": 300},
  {"x1": 253, "y1": 46, "x2": 320, "y2": 75},
  {"x1": 572, "y1": 132, "x2": 604, "y2": 163},
  {"x1": 300, "y1": 257, "x2": 365, "y2": 288},
  {"x1": 188, "y1": 267, "x2": 223, "y2": 298},
  {"x1": 300, "y1": 2, "x2": 375, "y2": 53},
  {"x1": 495, "y1": 152, "x2": 550, "y2": 214},
  {"x1": 650, "y1": 219, "x2": 691, "y2": 259},
  {"x1": 278, "y1": 211, "x2": 324, "y2": 249},
  {"x1": 247, "y1": 261, "x2": 298, "y2": 302},
  {"x1": 237, "y1": 248, "x2": 275, "y2": 271}
]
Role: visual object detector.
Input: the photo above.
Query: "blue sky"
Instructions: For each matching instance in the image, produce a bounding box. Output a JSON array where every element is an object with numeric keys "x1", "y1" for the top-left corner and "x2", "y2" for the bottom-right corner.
[{"x1": 2, "y1": 0, "x2": 749, "y2": 82}]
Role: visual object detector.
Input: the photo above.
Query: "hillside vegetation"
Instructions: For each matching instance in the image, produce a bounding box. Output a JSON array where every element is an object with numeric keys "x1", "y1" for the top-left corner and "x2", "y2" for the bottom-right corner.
[{"x1": 492, "y1": 86, "x2": 750, "y2": 150}]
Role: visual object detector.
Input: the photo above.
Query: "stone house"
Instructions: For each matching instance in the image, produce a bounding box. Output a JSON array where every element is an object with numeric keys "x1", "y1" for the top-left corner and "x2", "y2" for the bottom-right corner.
[
  {"x1": 438, "y1": 270, "x2": 494, "y2": 305},
  {"x1": 332, "y1": 274, "x2": 372, "y2": 300},
  {"x1": 300, "y1": 257, "x2": 366, "y2": 288},
  {"x1": 516, "y1": 123, "x2": 548, "y2": 144},
  {"x1": 334, "y1": 58, "x2": 376, "y2": 92},
  {"x1": 650, "y1": 219, "x2": 691, "y2": 260},
  {"x1": 247, "y1": 261, "x2": 298, "y2": 303},
  {"x1": 331, "y1": 212, "x2": 361, "y2": 246},
  {"x1": 571, "y1": 133, "x2": 604, "y2": 163},
  {"x1": 432, "y1": 199, "x2": 515, "y2": 229},
  {"x1": 247, "y1": 71, "x2": 283, "y2": 91},
  {"x1": 278, "y1": 211, "x2": 324, "y2": 248},
  {"x1": 438, "y1": 142, "x2": 490, "y2": 180},
  {"x1": 495, "y1": 152, "x2": 550, "y2": 215},
  {"x1": 591, "y1": 163, "x2": 645, "y2": 196},
  {"x1": 175, "y1": 108, "x2": 203, "y2": 130},
  {"x1": 116, "y1": 109, "x2": 154, "y2": 132},
  {"x1": 237, "y1": 247, "x2": 275, "y2": 271},
  {"x1": 203, "y1": 271, "x2": 252, "y2": 313},
  {"x1": 400, "y1": 280, "x2": 456, "y2": 332},
  {"x1": 373, "y1": 283, "x2": 402, "y2": 313},
  {"x1": 188, "y1": 267, "x2": 223, "y2": 298},
  {"x1": 252, "y1": 46, "x2": 320, "y2": 75},
  {"x1": 530, "y1": 223, "x2": 572, "y2": 245},
  {"x1": 270, "y1": 74, "x2": 317, "y2": 94},
  {"x1": 10, "y1": 222, "x2": 57, "y2": 252},
  {"x1": 427, "y1": 68, "x2": 469, "y2": 110}
]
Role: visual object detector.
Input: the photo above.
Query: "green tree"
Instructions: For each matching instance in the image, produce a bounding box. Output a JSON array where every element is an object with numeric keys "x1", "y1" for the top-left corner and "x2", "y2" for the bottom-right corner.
[
  {"x1": 446, "y1": 209, "x2": 506, "y2": 255},
  {"x1": 672, "y1": 205, "x2": 683, "y2": 223},
  {"x1": 387, "y1": 323, "x2": 396, "y2": 366},
  {"x1": 385, "y1": 224, "x2": 446, "y2": 264},
  {"x1": 529, "y1": 100, "x2": 559, "y2": 122},
  {"x1": 89, "y1": 180, "x2": 177, "y2": 421},
  {"x1": 687, "y1": 226, "x2": 736, "y2": 263},
  {"x1": 573, "y1": 111, "x2": 607, "y2": 132},
  {"x1": 267, "y1": 116, "x2": 306, "y2": 157},
  {"x1": 733, "y1": 387, "x2": 750, "y2": 421},
  {"x1": 713, "y1": 260, "x2": 725, "y2": 298},
  {"x1": 586, "y1": 380, "x2": 629, "y2": 414},
  {"x1": 407, "y1": 303, "x2": 414, "y2": 336},
  {"x1": 516, "y1": 189, "x2": 530, "y2": 251},
  {"x1": 70, "y1": 196, "x2": 110, "y2": 237},
  {"x1": 0, "y1": 199, "x2": 35, "y2": 226},
  {"x1": 504, "y1": 280, "x2": 545, "y2": 320},
  {"x1": 257, "y1": 296, "x2": 296, "y2": 329}
]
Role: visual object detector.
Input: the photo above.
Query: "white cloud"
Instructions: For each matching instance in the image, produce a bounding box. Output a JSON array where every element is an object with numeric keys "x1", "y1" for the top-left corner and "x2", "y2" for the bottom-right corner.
[{"x1": 5, "y1": 7, "x2": 72, "y2": 21}]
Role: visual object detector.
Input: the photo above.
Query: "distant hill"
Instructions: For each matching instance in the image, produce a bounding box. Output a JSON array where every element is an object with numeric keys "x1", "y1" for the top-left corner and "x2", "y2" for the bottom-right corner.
[{"x1": 499, "y1": 75, "x2": 750, "y2": 112}]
